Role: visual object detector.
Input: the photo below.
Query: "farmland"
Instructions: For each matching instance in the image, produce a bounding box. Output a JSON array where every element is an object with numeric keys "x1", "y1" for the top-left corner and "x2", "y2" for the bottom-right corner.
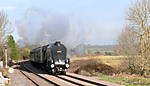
[
  {"x1": 71, "y1": 55, "x2": 124, "y2": 67},
  {"x1": 70, "y1": 56, "x2": 150, "y2": 86}
]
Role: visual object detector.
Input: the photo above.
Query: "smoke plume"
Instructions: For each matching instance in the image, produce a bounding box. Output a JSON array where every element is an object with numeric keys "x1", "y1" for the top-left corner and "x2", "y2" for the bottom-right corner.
[{"x1": 16, "y1": 8, "x2": 86, "y2": 49}]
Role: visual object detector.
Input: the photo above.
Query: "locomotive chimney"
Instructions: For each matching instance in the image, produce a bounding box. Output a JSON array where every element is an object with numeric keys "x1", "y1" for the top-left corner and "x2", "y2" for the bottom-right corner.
[{"x1": 55, "y1": 41, "x2": 61, "y2": 46}]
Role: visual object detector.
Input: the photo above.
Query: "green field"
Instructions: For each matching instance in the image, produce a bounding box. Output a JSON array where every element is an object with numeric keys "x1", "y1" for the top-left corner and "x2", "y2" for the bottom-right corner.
[{"x1": 85, "y1": 49, "x2": 116, "y2": 55}]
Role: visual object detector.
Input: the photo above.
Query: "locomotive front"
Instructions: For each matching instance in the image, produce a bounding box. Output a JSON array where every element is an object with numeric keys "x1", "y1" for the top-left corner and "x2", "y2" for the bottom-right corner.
[{"x1": 46, "y1": 41, "x2": 70, "y2": 74}]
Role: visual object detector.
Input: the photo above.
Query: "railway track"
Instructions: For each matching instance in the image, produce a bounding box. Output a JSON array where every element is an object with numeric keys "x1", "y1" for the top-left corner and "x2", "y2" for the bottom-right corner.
[
  {"x1": 20, "y1": 63, "x2": 55, "y2": 86},
  {"x1": 20, "y1": 61, "x2": 123, "y2": 86}
]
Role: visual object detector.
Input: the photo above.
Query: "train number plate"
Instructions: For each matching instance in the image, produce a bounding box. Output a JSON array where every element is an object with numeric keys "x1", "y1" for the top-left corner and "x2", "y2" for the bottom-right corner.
[{"x1": 57, "y1": 51, "x2": 62, "y2": 53}]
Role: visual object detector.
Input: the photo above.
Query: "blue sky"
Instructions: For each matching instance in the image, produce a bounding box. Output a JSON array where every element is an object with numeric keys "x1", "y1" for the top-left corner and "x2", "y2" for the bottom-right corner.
[{"x1": 0, "y1": 0, "x2": 132, "y2": 45}]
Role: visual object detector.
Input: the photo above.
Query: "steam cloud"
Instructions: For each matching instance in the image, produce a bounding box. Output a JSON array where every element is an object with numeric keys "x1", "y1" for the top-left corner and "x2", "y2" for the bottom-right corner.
[{"x1": 16, "y1": 8, "x2": 87, "y2": 49}]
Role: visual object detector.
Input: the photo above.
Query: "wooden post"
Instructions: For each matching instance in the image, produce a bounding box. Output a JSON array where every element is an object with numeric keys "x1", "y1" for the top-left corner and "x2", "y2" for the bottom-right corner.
[{"x1": 4, "y1": 45, "x2": 8, "y2": 68}]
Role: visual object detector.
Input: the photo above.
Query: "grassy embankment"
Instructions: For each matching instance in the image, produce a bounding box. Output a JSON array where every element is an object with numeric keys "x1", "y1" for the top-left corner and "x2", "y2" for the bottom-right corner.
[{"x1": 70, "y1": 56, "x2": 150, "y2": 86}]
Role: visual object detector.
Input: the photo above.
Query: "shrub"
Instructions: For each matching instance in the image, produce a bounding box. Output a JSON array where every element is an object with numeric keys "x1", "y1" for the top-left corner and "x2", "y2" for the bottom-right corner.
[{"x1": 68, "y1": 59, "x2": 116, "y2": 75}]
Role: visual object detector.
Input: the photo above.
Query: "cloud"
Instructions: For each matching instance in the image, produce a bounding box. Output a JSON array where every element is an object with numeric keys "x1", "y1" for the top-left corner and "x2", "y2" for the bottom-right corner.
[{"x1": 0, "y1": 6, "x2": 16, "y2": 11}]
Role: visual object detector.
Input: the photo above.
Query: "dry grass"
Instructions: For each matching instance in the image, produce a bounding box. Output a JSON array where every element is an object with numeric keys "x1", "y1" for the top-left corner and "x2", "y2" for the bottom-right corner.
[
  {"x1": 71, "y1": 55, "x2": 125, "y2": 67},
  {"x1": 0, "y1": 68, "x2": 8, "y2": 77},
  {"x1": 68, "y1": 59, "x2": 116, "y2": 75}
]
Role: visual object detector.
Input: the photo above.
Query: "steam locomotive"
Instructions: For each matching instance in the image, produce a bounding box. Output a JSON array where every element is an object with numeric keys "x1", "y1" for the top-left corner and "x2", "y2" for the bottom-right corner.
[{"x1": 30, "y1": 41, "x2": 70, "y2": 74}]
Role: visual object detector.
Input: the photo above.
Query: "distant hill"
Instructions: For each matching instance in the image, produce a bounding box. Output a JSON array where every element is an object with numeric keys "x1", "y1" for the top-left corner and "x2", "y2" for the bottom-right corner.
[
  {"x1": 71, "y1": 44, "x2": 117, "y2": 56},
  {"x1": 84, "y1": 45, "x2": 115, "y2": 50}
]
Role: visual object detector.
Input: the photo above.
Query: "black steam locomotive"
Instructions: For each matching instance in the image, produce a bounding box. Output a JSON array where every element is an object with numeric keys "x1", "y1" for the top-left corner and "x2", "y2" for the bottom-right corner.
[{"x1": 30, "y1": 41, "x2": 70, "y2": 74}]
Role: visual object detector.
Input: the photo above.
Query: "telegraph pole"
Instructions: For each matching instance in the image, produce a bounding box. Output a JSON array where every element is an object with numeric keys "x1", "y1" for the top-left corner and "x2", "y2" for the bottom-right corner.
[{"x1": 4, "y1": 45, "x2": 8, "y2": 68}]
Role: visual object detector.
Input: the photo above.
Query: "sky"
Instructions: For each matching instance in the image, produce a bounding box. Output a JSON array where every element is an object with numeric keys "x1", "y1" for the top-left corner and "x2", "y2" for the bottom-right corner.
[{"x1": 0, "y1": 0, "x2": 132, "y2": 45}]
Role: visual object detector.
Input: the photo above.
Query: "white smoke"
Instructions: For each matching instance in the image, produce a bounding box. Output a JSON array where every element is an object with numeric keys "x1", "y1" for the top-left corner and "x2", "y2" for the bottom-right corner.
[{"x1": 16, "y1": 8, "x2": 87, "y2": 48}]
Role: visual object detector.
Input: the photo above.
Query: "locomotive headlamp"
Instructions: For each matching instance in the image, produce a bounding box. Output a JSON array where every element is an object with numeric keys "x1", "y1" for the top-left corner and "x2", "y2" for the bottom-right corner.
[
  {"x1": 66, "y1": 59, "x2": 68, "y2": 63},
  {"x1": 51, "y1": 64, "x2": 55, "y2": 68},
  {"x1": 65, "y1": 58, "x2": 70, "y2": 63},
  {"x1": 65, "y1": 64, "x2": 69, "y2": 68}
]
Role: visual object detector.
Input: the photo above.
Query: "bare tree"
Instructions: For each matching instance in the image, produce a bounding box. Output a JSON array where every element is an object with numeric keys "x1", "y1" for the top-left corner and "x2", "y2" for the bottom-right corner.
[
  {"x1": 0, "y1": 11, "x2": 12, "y2": 44},
  {"x1": 117, "y1": 26, "x2": 140, "y2": 74},
  {"x1": 117, "y1": 0, "x2": 150, "y2": 75},
  {"x1": 0, "y1": 11, "x2": 12, "y2": 59}
]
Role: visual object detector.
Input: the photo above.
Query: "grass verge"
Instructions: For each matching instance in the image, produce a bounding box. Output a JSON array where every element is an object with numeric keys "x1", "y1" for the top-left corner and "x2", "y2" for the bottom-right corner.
[{"x1": 99, "y1": 74, "x2": 150, "y2": 86}]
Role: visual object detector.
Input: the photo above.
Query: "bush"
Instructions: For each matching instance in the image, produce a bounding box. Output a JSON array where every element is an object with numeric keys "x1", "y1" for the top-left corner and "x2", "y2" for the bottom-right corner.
[{"x1": 68, "y1": 59, "x2": 116, "y2": 75}]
